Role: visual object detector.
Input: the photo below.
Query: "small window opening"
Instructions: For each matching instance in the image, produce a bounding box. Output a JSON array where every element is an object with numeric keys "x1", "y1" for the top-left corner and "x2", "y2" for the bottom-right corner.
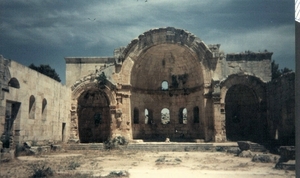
[
  {"x1": 29, "y1": 95, "x2": 36, "y2": 119},
  {"x1": 161, "y1": 108, "x2": 170, "y2": 124},
  {"x1": 42, "y1": 98, "x2": 47, "y2": 120},
  {"x1": 162, "y1": 81, "x2": 168, "y2": 90},
  {"x1": 183, "y1": 108, "x2": 187, "y2": 124},
  {"x1": 145, "y1": 109, "x2": 149, "y2": 124},
  {"x1": 133, "y1": 108, "x2": 139, "y2": 124},
  {"x1": 179, "y1": 108, "x2": 187, "y2": 124},
  {"x1": 145, "y1": 109, "x2": 153, "y2": 124},
  {"x1": 193, "y1": 106, "x2": 200, "y2": 123},
  {"x1": 8, "y1": 78, "x2": 20, "y2": 89}
]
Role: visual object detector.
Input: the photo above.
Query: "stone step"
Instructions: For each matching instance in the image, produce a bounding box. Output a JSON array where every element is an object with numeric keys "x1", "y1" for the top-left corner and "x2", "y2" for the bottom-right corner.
[{"x1": 66, "y1": 142, "x2": 238, "y2": 152}]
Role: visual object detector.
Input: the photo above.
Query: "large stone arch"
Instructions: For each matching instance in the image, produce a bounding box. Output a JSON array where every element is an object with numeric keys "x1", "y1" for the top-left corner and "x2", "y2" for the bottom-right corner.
[
  {"x1": 69, "y1": 74, "x2": 117, "y2": 143},
  {"x1": 115, "y1": 27, "x2": 216, "y2": 141},
  {"x1": 220, "y1": 74, "x2": 268, "y2": 143},
  {"x1": 117, "y1": 27, "x2": 215, "y2": 86}
]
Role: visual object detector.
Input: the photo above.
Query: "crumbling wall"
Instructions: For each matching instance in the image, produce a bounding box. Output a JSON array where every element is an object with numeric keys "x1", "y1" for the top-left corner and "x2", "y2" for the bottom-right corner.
[
  {"x1": 223, "y1": 51, "x2": 272, "y2": 82},
  {"x1": 65, "y1": 57, "x2": 115, "y2": 87},
  {"x1": 1, "y1": 59, "x2": 72, "y2": 146},
  {"x1": 267, "y1": 72, "x2": 295, "y2": 145}
]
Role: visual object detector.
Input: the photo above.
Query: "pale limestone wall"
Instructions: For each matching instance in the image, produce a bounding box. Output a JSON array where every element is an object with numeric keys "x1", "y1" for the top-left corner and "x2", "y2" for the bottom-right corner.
[
  {"x1": 2, "y1": 59, "x2": 71, "y2": 145},
  {"x1": 222, "y1": 52, "x2": 272, "y2": 82},
  {"x1": 65, "y1": 57, "x2": 115, "y2": 87}
]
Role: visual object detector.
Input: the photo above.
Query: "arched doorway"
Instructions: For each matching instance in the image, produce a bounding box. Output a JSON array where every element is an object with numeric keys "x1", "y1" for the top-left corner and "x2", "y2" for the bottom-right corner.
[
  {"x1": 77, "y1": 88, "x2": 111, "y2": 143},
  {"x1": 225, "y1": 84, "x2": 260, "y2": 142}
]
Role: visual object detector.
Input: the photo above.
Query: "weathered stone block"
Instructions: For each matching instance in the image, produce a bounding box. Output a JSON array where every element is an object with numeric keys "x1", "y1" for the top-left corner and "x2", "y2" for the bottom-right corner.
[
  {"x1": 226, "y1": 147, "x2": 240, "y2": 155},
  {"x1": 277, "y1": 146, "x2": 295, "y2": 162},
  {"x1": 252, "y1": 154, "x2": 279, "y2": 163},
  {"x1": 237, "y1": 141, "x2": 266, "y2": 152},
  {"x1": 238, "y1": 150, "x2": 254, "y2": 158}
]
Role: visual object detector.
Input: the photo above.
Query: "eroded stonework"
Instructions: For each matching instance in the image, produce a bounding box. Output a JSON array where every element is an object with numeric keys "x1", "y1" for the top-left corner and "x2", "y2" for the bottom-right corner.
[{"x1": 0, "y1": 27, "x2": 295, "y2": 147}]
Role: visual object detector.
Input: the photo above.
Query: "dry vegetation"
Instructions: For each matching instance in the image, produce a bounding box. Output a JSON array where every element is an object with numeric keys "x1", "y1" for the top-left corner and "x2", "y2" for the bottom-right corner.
[{"x1": 0, "y1": 149, "x2": 295, "y2": 178}]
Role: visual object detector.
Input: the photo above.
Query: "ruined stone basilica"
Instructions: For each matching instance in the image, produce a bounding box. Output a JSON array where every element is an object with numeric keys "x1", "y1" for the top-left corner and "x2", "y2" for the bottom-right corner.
[{"x1": 0, "y1": 27, "x2": 295, "y2": 148}]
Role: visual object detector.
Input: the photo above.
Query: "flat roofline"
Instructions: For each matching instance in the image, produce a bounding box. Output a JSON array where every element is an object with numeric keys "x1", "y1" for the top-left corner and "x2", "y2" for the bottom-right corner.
[{"x1": 65, "y1": 57, "x2": 115, "y2": 63}]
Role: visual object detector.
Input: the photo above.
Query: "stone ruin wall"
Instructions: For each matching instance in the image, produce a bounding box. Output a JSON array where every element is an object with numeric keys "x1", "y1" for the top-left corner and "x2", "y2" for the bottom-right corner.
[
  {"x1": 0, "y1": 27, "x2": 294, "y2": 146},
  {"x1": 0, "y1": 58, "x2": 71, "y2": 147},
  {"x1": 267, "y1": 72, "x2": 295, "y2": 145},
  {"x1": 65, "y1": 57, "x2": 116, "y2": 88},
  {"x1": 222, "y1": 52, "x2": 272, "y2": 82},
  {"x1": 130, "y1": 91, "x2": 209, "y2": 141}
]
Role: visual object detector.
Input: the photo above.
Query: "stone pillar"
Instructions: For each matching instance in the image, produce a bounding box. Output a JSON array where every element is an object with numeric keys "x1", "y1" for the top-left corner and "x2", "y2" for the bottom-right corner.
[
  {"x1": 212, "y1": 94, "x2": 226, "y2": 142},
  {"x1": 212, "y1": 80, "x2": 226, "y2": 142},
  {"x1": 111, "y1": 91, "x2": 133, "y2": 141},
  {"x1": 68, "y1": 101, "x2": 79, "y2": 143}
]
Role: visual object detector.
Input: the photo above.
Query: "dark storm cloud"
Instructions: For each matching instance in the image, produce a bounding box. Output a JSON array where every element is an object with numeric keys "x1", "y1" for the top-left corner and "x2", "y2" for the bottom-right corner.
[{"x1": 0, "y1": 0, "x2": 295, "y2": 83}]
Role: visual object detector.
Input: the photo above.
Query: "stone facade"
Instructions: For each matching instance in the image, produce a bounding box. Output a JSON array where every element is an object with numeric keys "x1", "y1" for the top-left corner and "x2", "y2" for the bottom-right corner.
[
  {"x1": 65, "y1": 27, "x2": 292, "y2": 144},
  {"x1": 0, "y1": 27, "x2": 295, "y2": 146},
  {"x1": 0, "y1": 55, "x2": 71, "y2": 148}
]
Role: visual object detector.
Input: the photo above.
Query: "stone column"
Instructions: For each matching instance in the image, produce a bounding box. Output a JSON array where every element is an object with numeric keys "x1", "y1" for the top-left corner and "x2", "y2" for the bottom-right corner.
[
  {"x1": 212, "y1": 80, "x2": 226, "y2": 142},
  {"x1": 212, "y1": 94, "x2": 226, "y2": 142},
  {"x1": 112, "y1": 91, "x2": 133, "y2": 141},
  {"x1": 68, "y1": 101, "x2": 79, "y2": 143}
]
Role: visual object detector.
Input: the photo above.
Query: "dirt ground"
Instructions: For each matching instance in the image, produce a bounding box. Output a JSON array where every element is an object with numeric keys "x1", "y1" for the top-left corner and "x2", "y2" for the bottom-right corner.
[{"x1": 0, "y1": 149, "x2": 296, "y2": 178}]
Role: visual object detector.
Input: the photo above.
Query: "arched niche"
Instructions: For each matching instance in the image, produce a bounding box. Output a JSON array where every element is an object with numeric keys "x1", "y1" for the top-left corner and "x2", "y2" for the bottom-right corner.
[
  {"x1": 69, "y1": 75, "x2": 117, "y2": 142},
  {"x1": 8, "y1": 77, "x2": 20, "y2": 89},
  {"x1": 220, "y1": 74, "x2": 268, "y2": 143}
]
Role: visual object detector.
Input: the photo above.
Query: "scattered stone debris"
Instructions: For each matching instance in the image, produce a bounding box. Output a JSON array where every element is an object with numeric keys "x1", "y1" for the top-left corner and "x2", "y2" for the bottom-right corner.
[
  {"x1": 238, "y1": 150, "x2": 254, "y2": 158},
  {"x1": 155, "y1": 156, "x2": 182, "y2": 165},
  {"x1": 226, "y1": 147, "x2": 241, "y2": 155},
  {"x1": 24, "y1": 141, "x2": 32, "y2": 149},
  {"x1": 277, "y1": 146, "x2": 295, "y2": 162},
  {"x1": 237, "y1": 141, "x2": 266, "y2": 152},
  {"x1": 50, "y1": 144, "x2": 61, "y2": 151},
  {"x1": 252, "y1": 154, "x2": 279, "y2": 163},
  {"x1": 275, "y1": 146, "x2": 295, "y2": 170},
  {"x1": 105, "y1": 170, "x2": 129, "y2": 177},
  {"x1": 215, "y1": 146, "x2": 225, "y2": 152}
]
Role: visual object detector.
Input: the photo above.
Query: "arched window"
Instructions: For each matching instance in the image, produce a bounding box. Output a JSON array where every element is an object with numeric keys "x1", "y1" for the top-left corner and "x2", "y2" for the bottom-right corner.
[
  {"x1": 161, "y1": 108, "x2": 170, "y2": 124},
  {"x1": 8, "y1": 78, "x2": 20, "y2": 89},
  {"x1": 161, "y1": 81, "x2": 168, "y2": 90},
  {"x1": 145, "y1": 109, "x2": 149, "y2": 124},
  {"x1": 133, "y1": 108, "x2": 139, "y2": 124},
  {"x1": 183, "y1": 108, "x2": 187, "y2": 124},
  {"x1": 29, "y1": 95, "x2": 36, "y2": 119},
  {"x1": 193, "y1": 106, "x2": 199, "y2": 123},
  {"x1": 42, "y1": 98, "x2": 47, "y2": 120},
  {"x1": 179, "y1": 108, "x2": 187, "y2": 124},
  {"x1": 145, "y1": 108, "x2": 153, "y2": 124}
]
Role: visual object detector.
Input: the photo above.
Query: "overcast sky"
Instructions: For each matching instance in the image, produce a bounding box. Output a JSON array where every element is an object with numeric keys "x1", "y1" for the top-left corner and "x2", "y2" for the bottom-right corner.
[{"x1": 0, "y1": 0, "x2": 295, "y2": 84}]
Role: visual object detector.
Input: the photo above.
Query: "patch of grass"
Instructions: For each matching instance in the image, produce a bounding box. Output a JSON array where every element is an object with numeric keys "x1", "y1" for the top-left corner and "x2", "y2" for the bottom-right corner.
[
  {"x1": 68, "y1": 161, "x2": 81, "y2": 170},
  {"x1": 29, "y1": 162, "x2": 54, "y2": 178}
]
